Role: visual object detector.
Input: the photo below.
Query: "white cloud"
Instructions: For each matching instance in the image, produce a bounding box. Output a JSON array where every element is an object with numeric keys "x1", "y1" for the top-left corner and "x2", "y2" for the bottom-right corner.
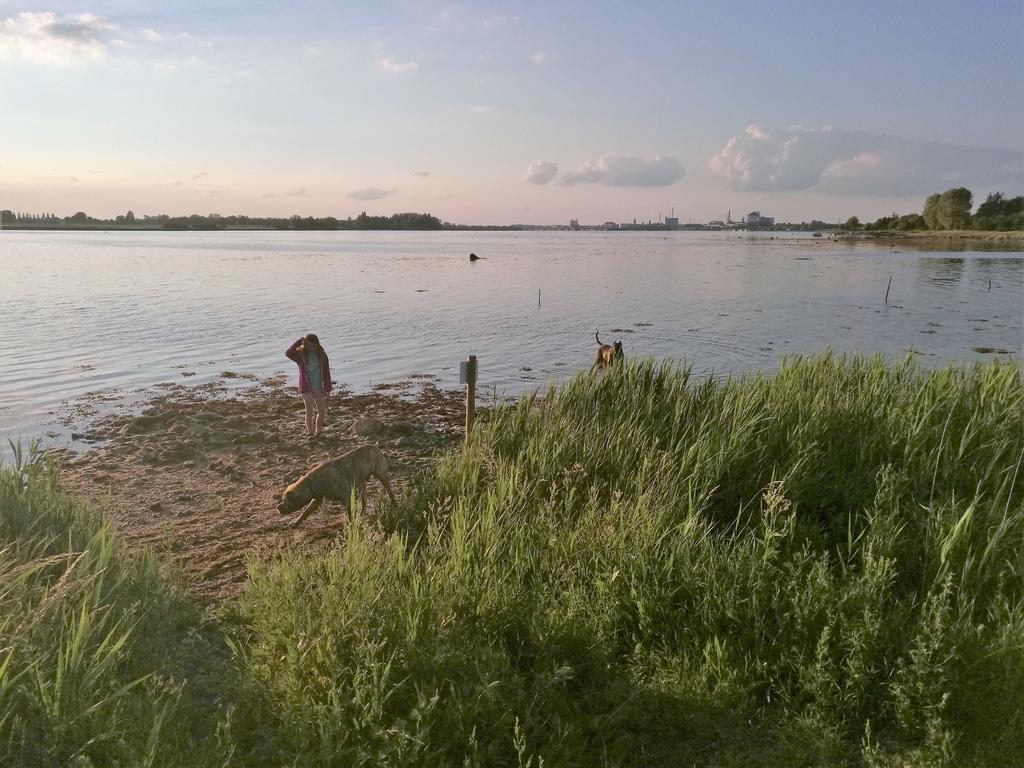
[
  {"x1": 483, "y1": 15, "x2": 520, "y2": 29},
  {"x1": 0, "y1": 11, "x2": 117, "y2": 62},
  {"x1": 191, "y1": 171, "x2": 208, "y2": 181},
  {"x1": 529, "y1": 51, "x2": 546, "y2": 65},
  {"x1": 175, "y1": 32, "x2": 213, "y2": 49},
  {"x1": 411, "y1": 170, "x2": 432, "y2": 177},
  {"x1": 141, "y1": 28, "x2": 163, "y2": 43},
  {"x1": 349, "y1": 187, "x2": 397, "y2": 200},
  {"x1": 523, "y1": 161, "x2": 558, "y2": 185},
  {"x1": 562, "y1": 154, "x2": 686, "y2": 187},
  {"x1": 378, "y1": 56, "x2": 418, "y2": 74},
  {"x1": 470, "y1": 104, "x2": 496, "y2": 114},
  {"x1": 709, "y1": 124, "x2": 1023, "y2": 196}
]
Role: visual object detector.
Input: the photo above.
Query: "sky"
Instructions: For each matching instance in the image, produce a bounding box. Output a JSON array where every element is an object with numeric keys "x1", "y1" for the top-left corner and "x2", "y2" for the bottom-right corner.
[{"x1": 1, "y1": 0, "x2": 1022, "y2": 224}]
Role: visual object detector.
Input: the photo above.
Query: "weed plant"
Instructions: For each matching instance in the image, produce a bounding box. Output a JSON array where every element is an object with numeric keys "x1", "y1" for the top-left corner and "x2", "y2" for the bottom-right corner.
[
  {"x1": 3, "y1": 354, "x2": 1022, "y2": 766},
  {"x1": 233, "y1": 355, "x2": 1024, "y2": 766},
  {"x1": 0, "y1": 444, "x2": 229, "y2": 767}
]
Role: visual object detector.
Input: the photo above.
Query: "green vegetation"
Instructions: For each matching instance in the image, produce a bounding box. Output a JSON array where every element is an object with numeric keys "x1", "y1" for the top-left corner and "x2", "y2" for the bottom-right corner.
[
  {"x1": 867, "y1": 188, "x2": 1023, "y2": 233},
  {"x1": 923, "y1": 189, "x2": 973, "y2": 230},
  {"x1": 0, "y1": 443, "x2": 229, "y2": 766},
  {"x1": 973, "y1": 192, "x2": 1024, "y2": 231},
  {"x1": 0, "y1": 210, "x2": 443, "y2": 231},
  {"x1": 3, "y1": 355, "x2": 1023, "y2": 766}
]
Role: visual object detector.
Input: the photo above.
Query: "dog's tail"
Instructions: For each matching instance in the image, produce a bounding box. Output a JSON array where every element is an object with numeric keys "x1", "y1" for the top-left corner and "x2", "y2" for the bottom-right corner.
[{"x1": 595, "y1": 330, "x2": 603, "y2": 346}]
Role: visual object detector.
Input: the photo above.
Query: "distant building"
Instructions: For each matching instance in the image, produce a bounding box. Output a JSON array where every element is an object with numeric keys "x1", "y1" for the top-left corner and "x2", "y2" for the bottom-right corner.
[
  {"x1": 743, "y1": 211, "x2": 774, "y2": 227},
  {"x1": 569, "y1": 218, "x2": 580, "y2": 231},
  {"x1": 664, "y1": 216, "x2": 679, "y2": 229},
  {"x1": 603, "y1": 221, "x2": 619, "y2": 230},
  {"x1": 707, "y1": 220, "x2": 725, "y2": 229}
]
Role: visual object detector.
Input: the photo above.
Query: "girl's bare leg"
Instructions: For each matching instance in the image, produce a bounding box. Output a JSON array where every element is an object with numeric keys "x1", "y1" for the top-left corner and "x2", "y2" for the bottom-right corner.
[
  {"x1": 301, "y1": 392, "x2": 316, "y2": 435},
  {"x1": 313, "y1": 391, "x2": 328, "y2": 435}
]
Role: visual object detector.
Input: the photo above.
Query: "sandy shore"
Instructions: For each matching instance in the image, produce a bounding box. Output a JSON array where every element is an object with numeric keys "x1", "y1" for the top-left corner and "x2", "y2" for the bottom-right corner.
[
  {"x1": 846, "y1": 229, "x2": 1024, "y2": 250},
  {"x1": 58, "y1": 374, "x2": 469, "y2": 601}
]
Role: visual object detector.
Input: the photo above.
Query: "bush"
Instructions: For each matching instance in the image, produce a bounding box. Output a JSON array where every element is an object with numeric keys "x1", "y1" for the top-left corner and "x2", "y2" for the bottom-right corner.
[
  {"x1": 6, "y1": 355, "x2": 1022, "y2": 765},
  {"x1": 230, "y1": 355, "x2": 1024, "y2": 766}
]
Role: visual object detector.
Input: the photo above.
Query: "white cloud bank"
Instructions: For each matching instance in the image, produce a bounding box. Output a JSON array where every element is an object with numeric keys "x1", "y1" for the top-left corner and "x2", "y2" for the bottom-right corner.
[
  {"x1": 561, "y1": 154, "x2": 686, "y2": 187},
  {"x1": 709, "y1": 124, "x2": 1023, "y2": 196},
  {"x1": 0, "y1": 11, "x2": 117, "y2": 61},
  {"x1": 349, "y1": 187, "x2": 397, "y2": 200},
  {"x1": 482, "y1": 16, "x2": 520, "y2": 29},
  {"x1": 378, "y1": 57, "x2": 417, "y2": 74},
  {"x1": 0, "y1": 12, "x2": 209, "y2": 69},
  {"x1": 523, "y1": 161, "x2": 559, "y2": 185}
]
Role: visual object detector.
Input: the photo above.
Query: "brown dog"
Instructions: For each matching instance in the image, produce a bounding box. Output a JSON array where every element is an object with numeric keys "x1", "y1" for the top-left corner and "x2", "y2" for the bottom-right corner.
[
  {"x1": 593, "y1": 331, "x2": 625, "y2": 370},
  {"x1": 276, "y1": 445, "x2": 396, "y2": 528}
]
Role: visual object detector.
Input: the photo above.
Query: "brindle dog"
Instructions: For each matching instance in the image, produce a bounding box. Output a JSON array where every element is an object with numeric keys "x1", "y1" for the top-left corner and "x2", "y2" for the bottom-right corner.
[
  {"x1": 276, "y1": 445, "x2": 396, "y2": 528},
  {"x1": 593, "y1": 331, "x2": 625, "y2": 370}
]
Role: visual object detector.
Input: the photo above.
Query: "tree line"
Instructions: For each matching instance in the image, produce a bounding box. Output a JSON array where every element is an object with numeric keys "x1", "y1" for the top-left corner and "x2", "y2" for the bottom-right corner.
[
  {"x1": 0, "y1": 210, "x2": 444, "y2": 230},
  {"x1": 862, "y1": 189, "x2": 1023, "y2": 232},
  {"x1": 4, "y1": 191, "x2": 1022, "y2": 233}
]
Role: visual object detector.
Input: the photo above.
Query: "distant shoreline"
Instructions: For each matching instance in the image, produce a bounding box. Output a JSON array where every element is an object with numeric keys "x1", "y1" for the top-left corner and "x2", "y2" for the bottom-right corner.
[{"x1": 2, "y1": 223, "x2": 1022, "y2": 248}]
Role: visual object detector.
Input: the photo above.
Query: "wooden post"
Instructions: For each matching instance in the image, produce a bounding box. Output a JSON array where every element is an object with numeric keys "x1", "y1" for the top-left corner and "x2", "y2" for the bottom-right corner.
[{"x1": 465, "y1": 355, "x2": 477, "y2": 441}]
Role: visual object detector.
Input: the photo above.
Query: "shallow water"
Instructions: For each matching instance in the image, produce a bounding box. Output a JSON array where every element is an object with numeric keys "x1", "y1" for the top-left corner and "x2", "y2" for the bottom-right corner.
[{"x1": 1, "y1": 230, "x2": 1021, "y2": 447}]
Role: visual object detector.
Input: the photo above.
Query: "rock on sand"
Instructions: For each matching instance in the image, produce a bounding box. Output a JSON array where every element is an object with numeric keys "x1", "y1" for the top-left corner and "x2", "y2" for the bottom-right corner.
[{"x1": 352, "y1": 416, "x2": 385, "y2": 436}]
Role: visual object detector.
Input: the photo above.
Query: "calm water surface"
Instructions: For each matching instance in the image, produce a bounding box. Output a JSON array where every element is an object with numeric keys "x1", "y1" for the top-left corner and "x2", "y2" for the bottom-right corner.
[{"x1": 1, "y1": 230, "x2": 1021, "y2": 447}]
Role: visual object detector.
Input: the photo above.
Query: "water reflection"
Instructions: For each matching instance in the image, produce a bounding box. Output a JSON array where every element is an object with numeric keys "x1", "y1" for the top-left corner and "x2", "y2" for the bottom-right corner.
[{"x1": 917, "y1": 257, "x2": 965, "y2": 286}]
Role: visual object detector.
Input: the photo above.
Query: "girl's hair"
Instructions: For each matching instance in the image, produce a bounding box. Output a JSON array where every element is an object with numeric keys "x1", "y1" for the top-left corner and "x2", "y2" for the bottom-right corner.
[{"x1": 303, "y1": 333, "x2": 320, "y2": 348}]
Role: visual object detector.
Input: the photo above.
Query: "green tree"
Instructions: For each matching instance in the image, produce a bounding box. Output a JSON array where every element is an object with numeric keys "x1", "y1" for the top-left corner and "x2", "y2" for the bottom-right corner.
[
  {"x1": 866, "y1": 214, "x2": 897, "y2": 231},
  {"x1": 939, "y1": 187, "x2": 972, "y2": 229},
  {"x1": 922, "y1": 193, "x2": 941, "y2": 229},
  {"x1": 125, "y1": 210, "x2": 136, "y2": 223},
  {"x1": 973, "y1": 192, "x2": 1024, "y2": 230},
  {"x1": 921, "y1": 188, "x2": 973, "y2": 230},
  {"x1": 897, "y1": 213, "x2": 926, "y2": 230}
]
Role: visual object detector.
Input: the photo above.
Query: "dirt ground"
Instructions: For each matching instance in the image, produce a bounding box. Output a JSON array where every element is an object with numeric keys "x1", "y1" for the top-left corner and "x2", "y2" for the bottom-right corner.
[{"x1": 58, "y1": 373, "x2": 468, "y2": 602}]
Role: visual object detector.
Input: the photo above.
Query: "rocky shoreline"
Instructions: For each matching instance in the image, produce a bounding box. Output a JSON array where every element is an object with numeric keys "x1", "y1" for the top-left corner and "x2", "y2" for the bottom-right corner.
[{"x1": 57, "y1": 374, "x2": 470, "y2": 601}]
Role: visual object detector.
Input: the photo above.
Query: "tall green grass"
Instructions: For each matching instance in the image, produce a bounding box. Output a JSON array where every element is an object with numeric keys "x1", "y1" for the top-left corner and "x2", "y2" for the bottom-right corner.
[
  {"x1": 232, "y1": 354, "x2": 1024, "y2": 766},
  {"x1": 4, "y1": 354, "x2": 1022, "y2": 766},
  {"x1": 0, "y1": 443, "x2": 231, "y2": 767}
]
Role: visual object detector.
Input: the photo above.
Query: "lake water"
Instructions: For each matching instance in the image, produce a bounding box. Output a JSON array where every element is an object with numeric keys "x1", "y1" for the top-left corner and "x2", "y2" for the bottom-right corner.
[{"x1": 1, "y1": 230, "x2": 1021, "y2": 448}]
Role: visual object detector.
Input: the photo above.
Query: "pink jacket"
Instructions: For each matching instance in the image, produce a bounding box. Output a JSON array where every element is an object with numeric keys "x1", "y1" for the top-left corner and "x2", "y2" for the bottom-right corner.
[{"x1": 286, "y1": 338, "x2": 333, "y2": 394}]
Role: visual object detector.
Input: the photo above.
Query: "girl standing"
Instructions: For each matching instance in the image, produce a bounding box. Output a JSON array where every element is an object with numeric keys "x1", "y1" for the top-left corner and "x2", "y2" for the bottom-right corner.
[{"x1": 285, "y1": 334, "x2": 332, "y2": 437}]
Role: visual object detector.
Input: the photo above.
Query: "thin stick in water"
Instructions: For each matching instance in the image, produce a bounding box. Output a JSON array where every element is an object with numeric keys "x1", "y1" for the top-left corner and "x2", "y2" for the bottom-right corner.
[{"x1": 885, "y1": 274, "x2": 892, "y2": 304}]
